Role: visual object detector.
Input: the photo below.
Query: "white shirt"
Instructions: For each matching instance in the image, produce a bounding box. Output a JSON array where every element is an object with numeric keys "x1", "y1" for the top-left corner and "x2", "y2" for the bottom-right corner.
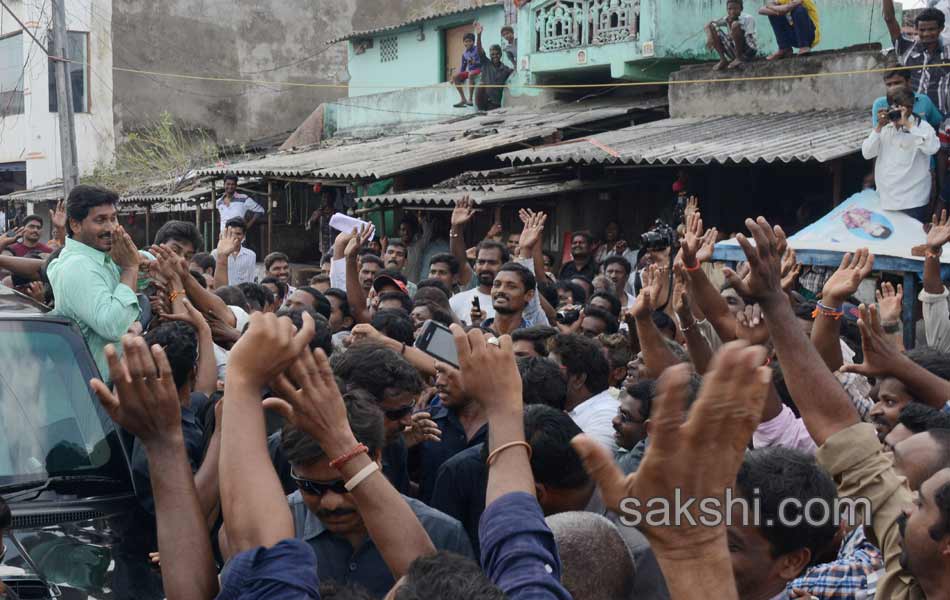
[
  {"x1": 450, "y1": 287, "x2": 494, "y2": 325},
  {"x1": 568, "y1": 389, "x2": 620, "y2": 453},
  {"x1": 211, "y1": 246, "x2": 258, "y2": 285},
  {"x1": 862, "y1": 120, "x2": 939, "y2": 210},
  {"x1": 216, "y1": 193, "x2": 265, "y2": 231}
]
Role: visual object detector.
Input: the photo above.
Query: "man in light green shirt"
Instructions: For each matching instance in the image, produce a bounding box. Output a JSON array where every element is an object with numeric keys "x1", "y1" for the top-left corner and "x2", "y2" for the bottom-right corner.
[{"x1": 47, "y1": 185, "x2": 141, "y2": 380}]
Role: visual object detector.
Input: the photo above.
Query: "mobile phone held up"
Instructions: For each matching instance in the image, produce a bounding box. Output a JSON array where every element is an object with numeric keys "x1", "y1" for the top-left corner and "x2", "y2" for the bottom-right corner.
[
  {"x1": 414, "y1": 319, "x2": 459, "y2": 369},
  {"x1": 472, "y1": 296, "x2": 481, "y2": 311}
]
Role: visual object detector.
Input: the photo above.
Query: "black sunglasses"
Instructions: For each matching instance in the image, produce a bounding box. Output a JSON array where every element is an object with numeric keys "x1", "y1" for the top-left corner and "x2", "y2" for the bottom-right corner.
[
  {"x1": 291, "y1": 469, "x2": 348, "y2": 496},
  {"x1": 383, "y1": 404, "x2": 414, "y2": 421}
]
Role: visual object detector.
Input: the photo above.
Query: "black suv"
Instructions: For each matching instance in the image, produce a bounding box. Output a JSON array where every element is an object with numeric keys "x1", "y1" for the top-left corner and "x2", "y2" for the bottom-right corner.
[{"x1": 0, "y1": 285, "x2": 163, "y2": 599}]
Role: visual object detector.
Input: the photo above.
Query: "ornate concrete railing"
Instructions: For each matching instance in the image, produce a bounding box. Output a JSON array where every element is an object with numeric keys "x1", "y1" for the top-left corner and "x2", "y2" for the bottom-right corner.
[{"x1": 534, "y1": 0, "x2": 639, "y2": 53}]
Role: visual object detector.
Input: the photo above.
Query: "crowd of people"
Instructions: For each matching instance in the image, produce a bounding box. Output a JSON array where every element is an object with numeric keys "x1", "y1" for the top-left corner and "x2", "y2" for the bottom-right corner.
[
  {"x1": 1, "y1": 171, "x2": 949, "y2": 599},
  {"x1": 5, "y1": 3, "x2": 950, "y2": 600}
]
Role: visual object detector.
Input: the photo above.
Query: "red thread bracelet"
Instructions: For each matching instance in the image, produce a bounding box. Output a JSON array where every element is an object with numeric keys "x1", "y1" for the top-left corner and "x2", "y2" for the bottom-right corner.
[
  {"x1": 684, "y1": 261, "x2": 702, "y2": 272},
  {"x1": 329, "y1": 444, "x2": 368, "y2": 470}
]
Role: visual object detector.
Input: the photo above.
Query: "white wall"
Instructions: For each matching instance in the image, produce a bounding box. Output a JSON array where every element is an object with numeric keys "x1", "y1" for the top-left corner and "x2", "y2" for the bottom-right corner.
[{"x1": 0, "y1": 0, "x2": 115, "y2": 189}]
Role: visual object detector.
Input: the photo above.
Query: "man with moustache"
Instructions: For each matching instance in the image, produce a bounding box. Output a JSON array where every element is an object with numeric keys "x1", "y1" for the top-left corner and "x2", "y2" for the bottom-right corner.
[
  {"x1": 481, "y1": 262, "x2": 535, "y2": 335},
  {"x1": 283, "y1": 392, "x2": 472, "y2": 597},
  {"x1": 47, "y1": 185, "x2": 141, "y2": 380},
  {"x1": 449, "y1": 240, "x2": 509, "y2": 325}
]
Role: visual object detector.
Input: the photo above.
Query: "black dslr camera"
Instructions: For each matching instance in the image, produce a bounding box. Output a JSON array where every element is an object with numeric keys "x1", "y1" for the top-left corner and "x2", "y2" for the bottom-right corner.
[{"x1": 640, "y1": 220, "x2": 674, "y2": 251}]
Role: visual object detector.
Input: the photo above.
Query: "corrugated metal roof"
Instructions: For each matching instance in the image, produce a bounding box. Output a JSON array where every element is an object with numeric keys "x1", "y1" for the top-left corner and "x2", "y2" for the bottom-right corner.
[
  {"x1": 200, "y1": 105, "x2": 634, "y2": 180},
  {"x1": 2, "y1": 183, "x2": 64, "y2": 203},
  {"x1": 500, "y1": 110, "x2": 869, "y2": 167},
  {"x1": 326, "y1": 3, "x2": 502, "y2": 45}
]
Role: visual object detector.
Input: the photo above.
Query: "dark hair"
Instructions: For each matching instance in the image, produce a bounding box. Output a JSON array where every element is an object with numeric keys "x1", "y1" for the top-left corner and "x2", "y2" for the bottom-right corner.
[
  {"x1": 276, "y1": 306, "x2": 333, "y2": 356},
  {"x1": 416, "y1": 279, "x2": 452, "y2": 301},
  {"x1": 583, "y1": 306, "x2": 620, "y2": 335},
  {"x1": 898, "y1": 403, "x2": 943, "y2": 434},
  {"x1": 281, "y1": 390, "x2": 384, "y2": 464},
  {"x1": 144, "y1": 321, "x2": 198, "y2": 390},
  {"x1": 497, "y1": 262, "x2": 536, "y2": 292},
  {"x1": 378, "y1": 291, "x2": 414, "y2": 314},
  {"x1": 599, "y1": 333, "x2": 633, "y2": 370},
  {"x1": 264, "y1": 251, "x2": 290, "y2": 270},
  {"x1": 556, "y1": 280, "x2": 587, "y2": 305},
  {"x1": 224, "y1": 217, "x2": 246, "y2": 232},
  {"x1": 501, "y1": 25, "x2": 514, "y2": 34},
  {"x1": 511, "y1": 325, "x2": 558, "y2": 357},
  {"x1": 223, "y1": 174, "x2": 238, "y2": 184},
  {"x1": 331, "y1": 342, "x2": 424, "y2": 401},
  {"x1": 297, "y1": 286, "x2": 332, "y2": 319},
  {"x1": 325, "y1": 287, "x2": 352, "y2": 319},
  {"x1": 260, "y1": 276, "x2": 289, "y2": 303},
  {"x1": 476, "y1": 240, "x2": 511, "y2": 263},
  {"x1": 917, "y1": 7, "x2": 947, "y2": 28},
  {"x1": 237, "y1": 282, "x2": 273, "y2": 312},
  {"x1": 571, "y1": 231, "x2": 593, "y2": 245},
  {"x1": 625, "y1": 380, "x2": 657, "y2": 419},
  {"x1": 429, "y1": 253, "x2": 460, "y2": 275},
  {"x1": 932, "y1": 479, "x2": 950, "y2": 541},
  {"x1": 394, "y1": 551, "x2": 504, "y2": 600},
  {"x1": 552, "y1": 334, "x2": 610, "y2": 394},
  {"x1": 463, "y1": 32, "x2": 475, "y2": 42},
  {"x1": 190, "y1": 270, "x2": 208, "y2": 288},
  {"x1": 736, "y1": 447, "x2": 839, "y2": 560},
  {"x1": 66, "y1": 185, "x2": 118, "y2": 237},
  {"x1": 375, "y1": 269, "x2": 408, "y2": 286},
  {"x1": 518, "y1": 357, "x2": 567, "y2": 410},
  {"x1": 215, "y1": 285, "x2": 250, "y2": 313},
  {"x1": 191, "y1": 252, "x2": 215, "y2": 273},
  {"x1": 602, "y1": 255, "x2": 632, "y2": 277},
  {"x1": 537, "y1": 280, "x2": 559, "y2": 307},
  {"x1": 489, "y1": 44, "x2": 502, "y2": 54},
  {"x1": 887, "y1": 88, "x2": 916, "y2": 110},
  {"x1": 652, "y1": 310, "x2": 676, "y2": 337},
  {"x1": 588, "y1": 291, "x2": 622, "y2": 318},
  {"x1": 387, "y1": 239, "x2": 409, "y2": 252},
  {"x1": 542, "y1": 249, "x2": 557, "y2": 268},
  {"x1": 155, "y1": 220, "x2": 204, "y2": 251},
  {"x1": 525, "y1": 404, "x2": 587, "y2": 489},
  {"x1": 413, "y1": 300, "x2": 455, "y2": 328},
  {"x1": 361, "y1": 254, "x2": 384, "y2": 269},
  {"x1": 0, "y1": 494, "x2": 10, "y2": 530},
  {"x1": 370, "y1": 308, "x2": 415, "y2": 346},
  {"x1": 310, "y1": 273, "x2": 330, "y2": 286},
  {"x1": 319, "y1": 582, "x2": 375, "y2": 600},
  {"x1": 905, "y1": 347, "x2": 950, "y2": 382},
  {"x1": 727, "y1": 0, "x2": 743, "y2": 7},
  {"x1": 23, "y1": 214, "x2": 43, "y2": 228}
]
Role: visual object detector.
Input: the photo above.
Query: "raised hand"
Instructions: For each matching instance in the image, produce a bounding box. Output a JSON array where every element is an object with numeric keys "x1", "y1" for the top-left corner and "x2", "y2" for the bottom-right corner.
[
  {"x1": 630, "y1": 265, "x2": 658, "y2": 320},
  {"x1": 821, "y1": 248, "x2": 874, "y2": 307},
  {"x1": 345, "y1": 225, "x2": 374, "y2": 258},
  {"x1": 49, "y1": 200, "x2": 66, "y2": 231},
  {"x1": 684, "y1": 195, "x2": 700, "y2": 221},
  {"x1": 840, "y1": 304, "x2": 902, "y2": 379},
  {"x1": 731, "y1": 217, "x2": 787, "y2": 307},
  {"x1": 90, "y1": 335, "x2": 183, "y2": 447},
  {"x1": 450, "y1": 324, "x2": 521, "y2": 416},
  {"x1": 927, "y1": 209, "x2": 950, "y2": 252},
  {"x1": 735, "y1": 303, "x2": 769, "y2": 346},
  {"x1": 780, "y1": 247, "x2": 801, "y2": 292},
  {"x1": 679, "y1": 211, "x2": 704, "y2": 267},
  {"x1": 228, "y1": 312, "x2": 315, "y2": 388},
  {"x1": 671, "y1": 264, "x2": 691, "y2": 325},
  {"x1": 696, "y1": 226, "x2": 719, "y2": 265},
  {"x1": 163, "y1": 299, "x2": 210, "y2": 334},
  {"x1": 451, "y1": 195, "x2": 477, "y2": 230},
  {"x1": 216, "y1": 229, "x2": 240, "y2": 258},
  {"x1": 149, "y1": 244, "x2": 185, "y2": 287},
  {"x1": 402, "y1": 411, "x2": 442, "y2": 447},
  {"x1": 517, "y1": 209, "x2": 546, "y2": 255},
  {"x1": 348, "y1": 323, "x2": 387, "y2": 346},
  {"x1": 111, "y1": 225, "x2": 141, "y2": 270},
  {"x1": 571, "y1": 341, "x2": 771, "y2": 554},
  {"x1": 485, "y1": 221, "x2": 503, "y2": 241},
  {"x1": 876, "y1": 282, "x2": 904, "y2": 325}
]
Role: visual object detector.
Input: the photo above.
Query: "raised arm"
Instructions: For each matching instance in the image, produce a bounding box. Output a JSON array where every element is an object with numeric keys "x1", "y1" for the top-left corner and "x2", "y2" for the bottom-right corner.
[
  {"x1": 450, "y1": 197, "x2": 477, "y2": 286},
  {"x1": 0, "y1": 255, "x2": 43, "y2": 280},
  {"x1": 731, "y1": 218, "x2": 859, "y2": 446},
  {"x1": 681, "y1": 213, "x2": 736, "y2": 342},
  {"x1": 163, "y1": 297, "x2": 218, "y2": 397},
  {"x1": 264, "y1": 341, "x2": 435, "y2": 578},
  {"x1": 151, "y1": 244, "x2": 235, "y2": 328},
  {"x1": 811, "y1": 249, "x2": 874, "y2": 372},
  {"x1": 630, "y1": 265, "x2": 681, "y2": 379},
  {"x1": 882, "y1": 0, "x2": 902, "y2": 42},
  {"x1": 344, "y1": 226, "x2": 374, "y2": 324},
  {"x1": 572, "y1": 342, "x2": 772, "y2": 600},
  {"x1": 672, "y1": 264, "x2": 712, "y2": 374},
  {"x1": 220, "y1": 312, "x2": 314, "y2": 553},
  {"x1": 212, "y1": 230, "x2": 239, "y2": 290},
  {"x1": 90, "y1": 337, "x2": 218, "y2": 600}
]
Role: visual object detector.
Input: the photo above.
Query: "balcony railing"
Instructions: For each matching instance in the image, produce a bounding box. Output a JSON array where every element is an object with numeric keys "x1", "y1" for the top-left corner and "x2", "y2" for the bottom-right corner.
[{"x1": 534, "y1": 0, "x2": 640, "y2": 53}]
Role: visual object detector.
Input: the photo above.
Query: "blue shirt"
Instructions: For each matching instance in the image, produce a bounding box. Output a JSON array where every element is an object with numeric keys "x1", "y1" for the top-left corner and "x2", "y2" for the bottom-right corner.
[
  {"x1": 430, "y1": 443, "x2": 488, "y2": 556},
  {"x1": 416, "y1": 396, "x2": 488, "y2": 504},
  {"x1": 872, "y1": 93, "x2": 944, "y2": 130},
  {"x1": 218, "y1": 539, "x2": 320, "y2": 600},
  {"x1": 479, "y1": 492, "x2": 573, "y2": 600},
  {"x1": 288, "y1": 490, "x2": 474, "y2": 597},
  {"x1": 460, "y1": 45, "x2": 481, "y2": 72}
]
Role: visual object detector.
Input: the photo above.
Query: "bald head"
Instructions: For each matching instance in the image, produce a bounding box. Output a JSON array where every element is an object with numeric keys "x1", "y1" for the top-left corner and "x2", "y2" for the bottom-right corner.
[{"x1": 546, "y1": 511, "x2": 635, "y2": 600}]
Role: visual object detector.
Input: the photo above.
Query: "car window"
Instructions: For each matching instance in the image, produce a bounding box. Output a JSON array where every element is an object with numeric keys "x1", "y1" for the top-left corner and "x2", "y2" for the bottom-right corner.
[{"x1": 0, "y1": 321, "x2": 113, "y2": 482}]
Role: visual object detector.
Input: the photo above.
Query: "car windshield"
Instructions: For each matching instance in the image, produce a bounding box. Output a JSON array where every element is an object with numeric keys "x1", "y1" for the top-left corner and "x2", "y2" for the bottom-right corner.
[{"x1": 0, "y1": 320, "x2": 123, "y2": 486}]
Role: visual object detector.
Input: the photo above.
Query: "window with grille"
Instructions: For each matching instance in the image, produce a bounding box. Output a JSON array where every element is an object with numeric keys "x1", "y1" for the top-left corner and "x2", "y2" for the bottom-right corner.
[{"x1": 380, "y1": 36, "x2": 398, "y2": 62}]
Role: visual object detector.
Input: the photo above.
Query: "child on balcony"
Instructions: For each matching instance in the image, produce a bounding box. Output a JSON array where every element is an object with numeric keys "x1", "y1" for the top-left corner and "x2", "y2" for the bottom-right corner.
[
  {"x1": 501, "y1": 24, "x2": 518, "y2": 65},
  {"x1": 760, "y1": 0, "x2": 821, "y2": 60},
  {"x1": 706, "y1": 0, "x2": 759, "y2": 70},
  {"x1": 452, "y1": 26, "x2": 482, "y2": 108}
]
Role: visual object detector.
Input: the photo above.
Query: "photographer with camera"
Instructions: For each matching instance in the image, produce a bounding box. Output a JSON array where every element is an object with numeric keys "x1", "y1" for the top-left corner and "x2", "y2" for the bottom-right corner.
[
  {"x1": 631, "y1": 221, "x2": 676, "y2": 313},
  {"x1": 863, "y1": 87, "x2": 940, "y2": 222}
]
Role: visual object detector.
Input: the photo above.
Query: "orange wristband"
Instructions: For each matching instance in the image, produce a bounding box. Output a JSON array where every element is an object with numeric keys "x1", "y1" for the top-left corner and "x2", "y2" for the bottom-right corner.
[{"x1": 329, "y1": 444, "x2": 368, "y2": 470}]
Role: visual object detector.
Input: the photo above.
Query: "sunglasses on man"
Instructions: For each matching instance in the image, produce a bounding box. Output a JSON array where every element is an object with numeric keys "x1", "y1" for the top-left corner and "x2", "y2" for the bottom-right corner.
[
  {"x1": 383, "y1": 403, "x2": 414, "y2": 421},
  {"x1": 291, "y1": 469, "x2": 348, "y2": 497}
]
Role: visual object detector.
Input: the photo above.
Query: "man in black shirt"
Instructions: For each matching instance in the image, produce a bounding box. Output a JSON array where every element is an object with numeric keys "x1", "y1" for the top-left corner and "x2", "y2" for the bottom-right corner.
[
  {"x1": 473, "y1": 22, "x2": 513, "y2": 111},
  {"x1": 559, "y1": 231, "x2": 598, "y2": 281}
]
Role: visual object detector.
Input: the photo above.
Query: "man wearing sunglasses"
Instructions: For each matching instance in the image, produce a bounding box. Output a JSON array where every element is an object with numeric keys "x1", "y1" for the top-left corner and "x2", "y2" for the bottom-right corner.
[{"x1": 283, "y1": 391, "x2": 473, "y2": 597}]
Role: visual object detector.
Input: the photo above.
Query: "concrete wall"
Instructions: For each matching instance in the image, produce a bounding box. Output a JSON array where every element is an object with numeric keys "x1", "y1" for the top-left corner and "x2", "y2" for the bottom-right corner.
[
  {"x1": 669, "y1": 49, "x2": 887, "y2": 118},
  {"x1": 0, "y1": 0, "x2": 116, "y2": 189}
]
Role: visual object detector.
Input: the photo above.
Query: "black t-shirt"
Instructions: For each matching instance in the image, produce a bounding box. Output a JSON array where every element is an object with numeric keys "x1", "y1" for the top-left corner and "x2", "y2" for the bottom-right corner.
[{"x1": 475, "y1": 51, "x2": 513, "y2": 111}]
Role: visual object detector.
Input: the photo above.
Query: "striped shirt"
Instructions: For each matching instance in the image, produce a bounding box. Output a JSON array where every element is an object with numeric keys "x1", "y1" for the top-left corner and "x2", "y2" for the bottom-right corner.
[{"x1": 211, "y1": 246, "x2": 257, "y2": 285}]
